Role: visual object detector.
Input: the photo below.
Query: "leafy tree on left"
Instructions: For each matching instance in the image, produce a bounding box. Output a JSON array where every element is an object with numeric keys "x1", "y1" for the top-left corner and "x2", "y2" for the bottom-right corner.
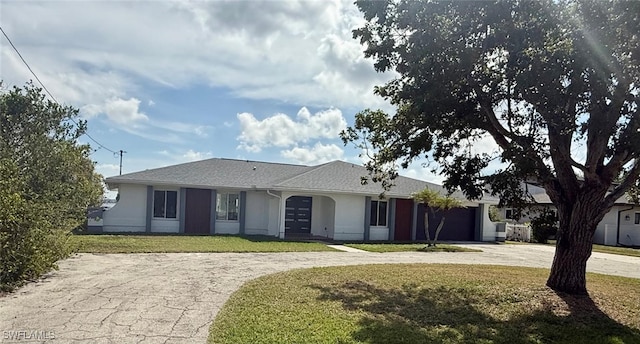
[{"x1": 0, "y1": 82, "x2": 103, "y2": 291}]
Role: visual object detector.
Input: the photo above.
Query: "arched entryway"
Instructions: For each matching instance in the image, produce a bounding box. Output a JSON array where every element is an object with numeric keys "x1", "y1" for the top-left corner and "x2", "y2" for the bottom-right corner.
[{"x1": 284, "y1": 195, "x2": 336, "y2": 239}]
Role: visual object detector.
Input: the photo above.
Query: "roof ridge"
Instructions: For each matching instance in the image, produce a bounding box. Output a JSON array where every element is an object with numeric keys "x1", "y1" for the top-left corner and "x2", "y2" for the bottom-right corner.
[
  {"x1": 112, "y1": 158, "x2": 215, "y2": 178},
  {"x1": 273, "y1": 160, "x2": 346, "y2": 186},
  {"x1": 110, "y1": 157, "x2": 308, "y2": 179},
  {"x1": 216, "y1": 157, "x2": 308, "y2": 167}
]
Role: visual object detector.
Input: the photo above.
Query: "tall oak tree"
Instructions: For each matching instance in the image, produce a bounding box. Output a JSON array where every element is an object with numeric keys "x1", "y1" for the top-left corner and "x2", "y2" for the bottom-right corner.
[{"x1": 343, "y1": 0, "x2": 640, "y2": 294}]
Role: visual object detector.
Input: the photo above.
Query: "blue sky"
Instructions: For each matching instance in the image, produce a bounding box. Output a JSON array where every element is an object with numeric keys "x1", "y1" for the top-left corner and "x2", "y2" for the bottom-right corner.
[{"x1": 1, "y1": 0, "x2": 475, "y2": 193}]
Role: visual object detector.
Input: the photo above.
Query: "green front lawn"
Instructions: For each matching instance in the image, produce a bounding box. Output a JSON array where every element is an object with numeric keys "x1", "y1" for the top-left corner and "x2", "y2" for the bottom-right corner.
[
  {"x1": 71, "y1": 234, "x2": 336, "y2": 253},
  {"x1": 345, "y1": 243, "x2": 481, "y2": 253},
  {"x1": 210, "y1": 264, "x2": 640, "y2": 344},
  {"x1": 507, "y1": 240, "x2": 640, "y2": 258},
  {"x1": 588, "y1": 244, "x2": 640, "y2": 258}
]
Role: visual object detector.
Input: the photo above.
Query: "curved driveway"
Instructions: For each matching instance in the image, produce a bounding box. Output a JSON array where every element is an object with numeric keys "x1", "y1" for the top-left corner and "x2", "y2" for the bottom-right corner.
[{"x1": 1, "y1": 244, "x2": 639, "y2": 344}]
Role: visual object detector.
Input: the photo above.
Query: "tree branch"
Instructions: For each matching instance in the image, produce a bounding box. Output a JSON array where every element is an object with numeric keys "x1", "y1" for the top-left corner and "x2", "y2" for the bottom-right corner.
[
  {"x1": 601, "y1": 105, "x2": 639, "y2": 181},
  {"x1": 479, "y1": 101, "x2": 512, "y2": 151},
  {"x1": 603, "y1": 159, "x2": 640, "y2": 210},
  {"x1": 568, "y1": 158, "x2": 589, "y2": 174},
  {"x1": 585, "y1": 79, "x2": 631, "y2": 174}
]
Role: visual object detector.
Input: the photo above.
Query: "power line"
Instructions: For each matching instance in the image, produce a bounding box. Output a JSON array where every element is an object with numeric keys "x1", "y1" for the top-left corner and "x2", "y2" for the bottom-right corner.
[{"x1": 0, "y1": 25, "x2": 119, "y2": 155}]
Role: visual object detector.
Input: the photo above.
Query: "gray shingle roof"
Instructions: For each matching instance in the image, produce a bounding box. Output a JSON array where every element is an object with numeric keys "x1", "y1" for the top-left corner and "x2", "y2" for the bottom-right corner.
[
  {"x1": 105, "y1": 158, "x2": 485, "y2": 201},
  {"x1": 274, "y1": 160, "x2": 450, "y2": 197},
  {"x1": 531, "y1": 190, "x2": 633, "y2": 205},
  {"x1": 105, "y1": 158, "x2": 311, "y2": 189}
]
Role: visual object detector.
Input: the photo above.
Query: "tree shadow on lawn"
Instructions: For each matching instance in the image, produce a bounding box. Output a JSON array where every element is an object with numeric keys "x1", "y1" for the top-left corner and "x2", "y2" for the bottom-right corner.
[{"x1": 312, "y1": 281, "x2": 640, "y2": 344}]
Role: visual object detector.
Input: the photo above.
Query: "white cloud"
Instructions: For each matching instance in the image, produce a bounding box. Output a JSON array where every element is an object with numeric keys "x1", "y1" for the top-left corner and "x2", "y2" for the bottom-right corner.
[
  {"x1": 158, "y1": 149, "x2": 213, "y2": 162},
  {"x1": 0, "y1": 0, "x2": 391, "y2": 112},
  {"x1": 95, "y1": 163, "x2": 120, "y2": 176},
  {"x1": 153, "y1": 121, "x2": 209, "y2": 138},
  {"x1": 237, "y1": 107, "x2": 347, "y2": 152},
  {"x1": 469, "y1": 133, "x2": 502, "y2": 156},
  {"x1": 102, "y1": 97, "x2": 149, "y2": 125},
  {"x1": 183, "y1": 149, "x2": 212, "y2": 161},
  {"x1": 281, "y1": 142, "x2": 344, "y2": 165},
  {"x1": 83, "y1": 96, "x2": 209, "y2": 141},
  {"x1": 402, "y1": 167, "x2": 446, "y2": 185}
]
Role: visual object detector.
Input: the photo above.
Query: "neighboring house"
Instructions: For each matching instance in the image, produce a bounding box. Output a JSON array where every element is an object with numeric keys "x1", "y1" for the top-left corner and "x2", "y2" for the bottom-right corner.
[
  {"x1": 497, "y1": 185, "x2": 640, "y2": 247},
  {"x1": 90, "y1": 158, "x2": 501, "y2": 242}
]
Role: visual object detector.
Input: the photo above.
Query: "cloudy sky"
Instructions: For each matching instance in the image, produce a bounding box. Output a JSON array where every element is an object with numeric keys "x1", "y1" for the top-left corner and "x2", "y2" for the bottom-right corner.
[{"x1": 1, "y1": 0, "x2": 447, "y2": 190}]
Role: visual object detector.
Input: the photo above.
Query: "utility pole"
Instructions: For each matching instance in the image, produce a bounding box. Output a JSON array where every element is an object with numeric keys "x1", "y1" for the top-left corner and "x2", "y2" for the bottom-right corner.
[{"x1": 119, "y1": 150, "x2": 127, "y2": 175}]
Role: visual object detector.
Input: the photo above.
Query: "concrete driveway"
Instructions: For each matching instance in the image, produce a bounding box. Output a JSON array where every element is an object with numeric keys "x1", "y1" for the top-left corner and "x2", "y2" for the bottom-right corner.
[{"x1": 1, "y1": 244, "x2": 639, "y2": 344}]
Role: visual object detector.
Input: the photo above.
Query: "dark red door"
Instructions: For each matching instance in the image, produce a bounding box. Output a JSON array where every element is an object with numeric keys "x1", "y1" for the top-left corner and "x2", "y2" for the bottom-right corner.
[
  {"x1": 184, "y1": 188, "x2": 211, "y2": 234},
  {"x1": 394, "y1": 199, "x2": 413, "y2": 241}
]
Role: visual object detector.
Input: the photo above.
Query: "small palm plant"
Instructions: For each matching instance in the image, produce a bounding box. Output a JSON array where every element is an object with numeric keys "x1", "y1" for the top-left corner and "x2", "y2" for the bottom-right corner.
[
  {"x1": 412, "y1": 188, "x2": 464, "y2": 247},
  {"x1": 412, "y1": 188, "x2": 439, "y2": 245}
]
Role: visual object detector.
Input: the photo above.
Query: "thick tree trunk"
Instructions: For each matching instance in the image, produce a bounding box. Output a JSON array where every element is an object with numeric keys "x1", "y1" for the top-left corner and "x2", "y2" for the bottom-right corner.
[
  {"x1": 546, "y1": 223, "x2": 595, "y2": 295},
  {"x1": 546, "y1": 191, "x2": 606, "y2": 295}
]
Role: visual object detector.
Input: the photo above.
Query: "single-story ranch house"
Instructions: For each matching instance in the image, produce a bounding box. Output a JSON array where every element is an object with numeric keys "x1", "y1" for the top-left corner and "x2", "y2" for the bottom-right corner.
[
  {"x1": 92, "y1": 158, "x2": 503, "y2": 242},
  {"x1": 497, "y1": 184, "x2": 640, "y2": 247}
]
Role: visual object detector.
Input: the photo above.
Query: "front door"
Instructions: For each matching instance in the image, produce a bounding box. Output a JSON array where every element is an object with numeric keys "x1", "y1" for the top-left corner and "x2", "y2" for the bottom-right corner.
[
  {"x1": 394, "y1": 199, "x2": 413, "y2": 241},
  {"x1": 184, "y1": 188, "x2": 211, "y2": 234},
  {"x1": 285, "y1": 196, "x2": 312, "y2": 234}
]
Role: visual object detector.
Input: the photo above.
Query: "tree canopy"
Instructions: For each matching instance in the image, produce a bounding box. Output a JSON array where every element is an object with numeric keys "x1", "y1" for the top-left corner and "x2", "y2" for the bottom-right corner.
[
  {"x1": 0, "y1": 82, "x2": 103, "y2": 291},
  {"x1": 412, "y1": 188, "x2": 464, "y2": 246},
  {"x1": 343, "y1": 0, "x2": 639, "y2": 294}
]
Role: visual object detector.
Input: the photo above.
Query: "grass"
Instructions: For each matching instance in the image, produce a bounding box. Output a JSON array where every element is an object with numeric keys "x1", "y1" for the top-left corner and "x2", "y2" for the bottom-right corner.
[
  {"x1": 70, "y1": 234, "x2": 336, "y2": 253},
  {"x1": 592, "y1": 244, "x2": 640, "y2": 257},
  {"x1": 344, "y1": 243, "x2": 482, "y2": 253},
  {"x1": 507, "y1": 240, "x2": 640, "y2": 258},
  {"x1": 210, "y1": 264, "x2": 640, "y2": 344}
]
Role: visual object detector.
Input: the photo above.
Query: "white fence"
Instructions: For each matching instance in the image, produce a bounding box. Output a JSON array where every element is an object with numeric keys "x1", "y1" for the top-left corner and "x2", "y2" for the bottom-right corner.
[{"x1": 504, "y1": 223, "x2": 531, "y2": 242}]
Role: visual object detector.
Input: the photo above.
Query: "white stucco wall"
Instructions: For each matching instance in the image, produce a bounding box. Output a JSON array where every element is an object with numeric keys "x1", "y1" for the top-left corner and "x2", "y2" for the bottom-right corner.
[
  {"x1": 481, "y1": 203, "x2": 500, "y2": 241},
  {"x1": 244, "y1": 191, "x2": 270, "y2": 236},
  {"x1": 266, "y1": 194, "x2": 281, "y2": 236},
  {"x1": 619, "y1": 207, "x2": 640, "y2": 246},
  {"x1": 322, "y1": 197, "x2": 336, "y2": 239},
  {"x1": 310, "y1": 196, "x2": 325, "y2": 237},
  {"x1": 103, "y1": 184, "x2": 147, "y2": 232},
  {"x1": 370, "y1": 226, "x2": 389, "y2": 241},
  {"x1": 150, "y1": 219, "x2": 180, "y2": 233},
  {"x1": 310, "y1": 196, "x2": 336, "y2": 238},
  {"x1": 215, "y1": 221, "x2": 240, "y2": 234},
  {"x1": 594, "y1": 206, "x2": 620, "y2": 245},
  {"x1": 333, "y1": 194, "x2": 367, "y2": 241}
]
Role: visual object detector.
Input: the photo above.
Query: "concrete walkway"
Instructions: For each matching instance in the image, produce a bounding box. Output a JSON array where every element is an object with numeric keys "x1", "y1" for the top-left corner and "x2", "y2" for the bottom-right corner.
[
  {"x1": 325, "y1": 244, "x2": 369, "y2": 253},
  {"x1": 1, "y1": 244, "x2": 639, "y2": 344}
]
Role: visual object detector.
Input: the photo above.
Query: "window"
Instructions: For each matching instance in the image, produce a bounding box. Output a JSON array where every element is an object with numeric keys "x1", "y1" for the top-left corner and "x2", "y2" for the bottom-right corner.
[
  {"x1": 635, "y1": 213, "x2": 640, "y2": 225},
  {"x1": 370, "y1": 200, "x2": 388, "y2": 226},
  {"x1": 153, "y1": 190, "x2": 177, "y2": 218},
  {"x1": 505, "y1": 208, "x2": 514, "y2": 220},
  {"x1": 217, "y1": 193, "x2": 239, "y2": 221}
]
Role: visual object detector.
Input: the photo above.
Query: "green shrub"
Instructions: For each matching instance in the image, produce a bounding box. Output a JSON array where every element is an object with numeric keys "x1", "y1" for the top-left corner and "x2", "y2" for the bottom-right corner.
[
  {"x1": 488, "y1": 205, "x2": 502, "y2": 222},
  {"x1": 0, "y1": 83, "x2": 102, "y2": 292},
  {"x1": 0, "y1": 160, "x2": 75, "y2": 291},
  {"x1": 530, "y1": 208, "x2": 558, "y2": 244}
]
